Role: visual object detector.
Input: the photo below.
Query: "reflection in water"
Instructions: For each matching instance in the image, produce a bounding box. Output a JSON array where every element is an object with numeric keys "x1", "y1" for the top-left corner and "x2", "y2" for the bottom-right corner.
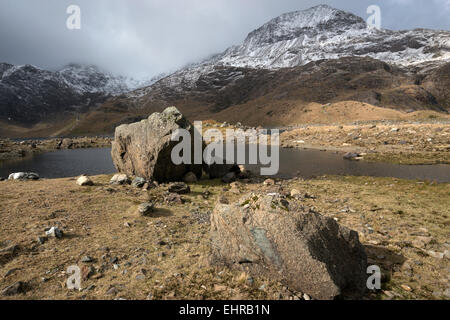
[
  {"x1": 0, "y1": 147, "x2": 449, "y2": 182},
  {"x1": 0, "y1": 148, "x2": 115, "y2": 179},
  {"x1": 251, "y1": 148, "x2": 450, "y2": 182}
]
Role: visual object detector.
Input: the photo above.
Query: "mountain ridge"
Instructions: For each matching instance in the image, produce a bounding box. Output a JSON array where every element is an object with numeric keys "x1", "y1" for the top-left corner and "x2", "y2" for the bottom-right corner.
[{"x1": 1, "y1": 5, "x2": 449, "y2": 136}]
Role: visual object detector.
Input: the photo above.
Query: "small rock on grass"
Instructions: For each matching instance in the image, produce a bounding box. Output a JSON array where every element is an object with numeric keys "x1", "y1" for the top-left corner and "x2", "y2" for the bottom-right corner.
[
  {"x1": 76, "y1": 175, "x2": 93, "y2": 186},
  {"x1": 137, "y1": 203, "x2": 155, "y2": 217},
  {"x1": 168, "y1": 182, "x2": 190, "y2": 194},
  {"x1": 131, "y1": 177, "x2": 146, "y2": 188},
  {"x1": 45, "y1": 227, "x2": 63, "y2": 239},
  {"x1": 106, "y1": 286, "x2": 118, "y2": 296},
  {"x1": 37, "y1": 236, "x2": 48, "y2": 244},
  {"x1": 222, "y1": 172, "x2": 236, "y2": 184},
  {"x1": 263, "y1": 178, "x2": 275, "y2": 185},
  {"x1": 290, "y1": 189, "x2": 301, "y2": 197},
  {"x1": 183, "y1": 172, "x2": 198, "y2": 183},
  {"x1": 427, "y1": 251, "x2": 444, "y2": 259},
  {"x1": 81, "y1": 256, "x2": 94, "y2": 263},
  {"x1": 110, "y1": 174, "x2": 130, "y2": 185},
  {"x1": 400, "y1": 284, "x2": 412, "y2": 292},
  {"x1": 2, "y1": 281, "x2": 26, "y2": 296}
]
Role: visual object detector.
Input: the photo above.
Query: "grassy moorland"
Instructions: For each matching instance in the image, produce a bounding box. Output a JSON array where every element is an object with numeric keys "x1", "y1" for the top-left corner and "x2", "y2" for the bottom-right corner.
[{"x1": 0, "y1": 174, "x2": 448, "y2": 300}]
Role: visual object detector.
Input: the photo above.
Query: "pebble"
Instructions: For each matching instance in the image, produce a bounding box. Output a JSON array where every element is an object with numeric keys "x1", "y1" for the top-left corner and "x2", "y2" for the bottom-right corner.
[
  {"x1": 290, "y1": 189, "x2": 301, "y2": 197},
  {"x1": 81, "y1": 256, "x2": 93, "y2": 263},
  {"x1": 37, "y1": 236, "x2": 48, "y2": 244},
  {"x1": 400, "y1": 284, "x2": 412, "y2": 292},
  {"x1": 1, "y1": 281, "x2": 25, "y2": 296},
  {"x1": 106, "y1": 286, "x2": 118, "y2": 295},
  {"x1": 131, "y1": 177, "x2": 146, "y2": 188},
  {"x1": 137, "y1": 202, "x2": 155, "y2": 217},
  {"x1": 45, "y1": 227, "x2": 63, "y2": 239},
  {"x1": 168, "y1": 182, "x2": 190, "y2": 194},
  {"x1": 427, "y1": 251, "x2": 444, "y2": 259}
]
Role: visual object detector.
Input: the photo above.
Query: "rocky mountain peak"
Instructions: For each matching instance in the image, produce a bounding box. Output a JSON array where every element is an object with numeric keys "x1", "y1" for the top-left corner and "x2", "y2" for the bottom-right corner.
[{"x1": 243, "y1": 5, "x2": 366, "y2": 48}]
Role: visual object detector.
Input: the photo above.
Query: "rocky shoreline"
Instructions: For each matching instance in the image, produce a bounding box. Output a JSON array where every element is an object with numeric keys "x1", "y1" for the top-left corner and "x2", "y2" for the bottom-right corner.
[{"x1": 280, "y1": 121, "x2": 450, "y2": 165}]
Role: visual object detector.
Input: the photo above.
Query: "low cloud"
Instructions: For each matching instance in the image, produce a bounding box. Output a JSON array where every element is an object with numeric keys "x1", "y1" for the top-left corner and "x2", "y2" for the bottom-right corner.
[{"x1": 0, "y1": 0, "x2": 448, "y2": 78}]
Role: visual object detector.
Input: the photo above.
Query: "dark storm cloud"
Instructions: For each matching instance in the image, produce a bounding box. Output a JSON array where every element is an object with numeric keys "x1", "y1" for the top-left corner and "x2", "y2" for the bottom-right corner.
[{"x1": 0, "y1": 0, "x2": 448, "y2": 78}]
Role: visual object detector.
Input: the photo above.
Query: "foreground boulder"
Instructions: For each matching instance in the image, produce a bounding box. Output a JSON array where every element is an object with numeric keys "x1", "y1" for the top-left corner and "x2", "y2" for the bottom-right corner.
[
  {"x1": 210, "y1": 193, "x2": 367, "y2": 300},
  {"x1": 111, "y1": 107, "x2": 202, "y2": 182}
]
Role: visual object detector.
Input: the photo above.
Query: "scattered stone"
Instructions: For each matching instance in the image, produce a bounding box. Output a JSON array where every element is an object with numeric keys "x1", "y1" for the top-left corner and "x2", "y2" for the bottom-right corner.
[
  {"x1": 76, "y1": 175, "x2": 93, "y2": 186},
  {"x1": 2, "y1": 281, "x2": 25, "y2": 296},
  {"x1": 445, "y1": 288, "x2": 450, "y2": 298},
  {"x1": 427, "y1": 251, "x2": 444, "y2": 259},
  {"x1": 290, "y1": 189, "x2": 301, "y2": 198},
  {"x1": 135, "y1": 274, "x2": 145, "y2": 281},
  {"x1": 303, "y1": 293, "x2": 311, "y2": 300},
  {"x1": 412, "y1": 236, "x2": 433, "y2": 248},
  {"x1": 81, "y1": 265, "x2": 95, "y2": 281},
  {"x1": 165, "y1": 193, "x2": 184, "y2": 204},
  {"x1": 222, "y1": 172, "x2": 236, "y2": 184},
  {"x1": 110, "y1": 174, "x2": 130, "y2": 185},
  {"x1": 400, "y1": 284, "x2": 412, "y2": 292},
  {"x1": 37, "y1": 236, "x2": 48, "y2": 244},
  {"x1": 218, "y1": 195, "x2": 229, "y2": 204},
  {"x1": 238, "y1": 165, "x2": 250, "y2": 179},
  {"x1": 202, "y1": 190, "x2": 211, "y2": 200},
  {"x1": 168, "y1": 182, "x2": 190, "y2": 194},
  {"x1": 131, "y1": 177, "x2": 146, "y2": 188},
  {"x1": 210, "y1": 193, "x2": 368, "y2": 300},
  {"x1": 111, "y1": 107, "x2": 202, "y2": 182},
  {"x1": 444, "y1": 250, "x2": 450, "y2": 260},
  {"x1": 106, "y1": 286, "x2": 118, "y2": 296},
  {"x1": 110, "y1": 257, "x2": 119, "y2": 264},
  {"x1": 45, "y1": 227, "x2": 63, "y2": 239},
  {"x1": 183, "y1": 172, "x2": 198, "y2": 183},
  {"x1": 8, "y1": 172, "x2": 39, "y2": 180},
  {"x1": 81, "y1": 256, "x2": 94, "y2": 263},
  {"x1": 4, "y1": 268, "x2": 20, "y2": 278},
  {"x1": 214, "y1": 285, "x2": 227, "y2": 292},
  {"x1": 263, "y1": 178, "x2": 275, "y2": 185},
  {"x1": 137, "y1": 202, "x2": 155, "y2": 217},
  {"x1": 343, "y1": 152, "x2": 360, "y2": 160}
]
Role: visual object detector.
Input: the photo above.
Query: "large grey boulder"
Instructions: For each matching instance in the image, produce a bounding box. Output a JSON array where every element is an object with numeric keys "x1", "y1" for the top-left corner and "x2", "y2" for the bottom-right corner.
[
  {"x1": 210, "y1": 192, "x2": 367, "y2": 300},
  {"x1": 111, "y1": 107, "x2": 202, "y2": 182}
]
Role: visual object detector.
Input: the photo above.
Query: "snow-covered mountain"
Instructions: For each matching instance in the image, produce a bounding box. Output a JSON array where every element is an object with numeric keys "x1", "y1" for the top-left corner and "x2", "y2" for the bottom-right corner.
[
  {"x1": 0, "y1": 62, "x2": 158, "y2": 123},
  {"x1": 135, "y1": 4, "x2": 449, "y2": 94}
]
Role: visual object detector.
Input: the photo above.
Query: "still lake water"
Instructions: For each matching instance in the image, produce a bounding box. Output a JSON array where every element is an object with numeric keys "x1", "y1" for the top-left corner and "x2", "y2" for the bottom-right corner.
[{"x1": 0, "y1": 147, "x2": 449, "y2": 182}]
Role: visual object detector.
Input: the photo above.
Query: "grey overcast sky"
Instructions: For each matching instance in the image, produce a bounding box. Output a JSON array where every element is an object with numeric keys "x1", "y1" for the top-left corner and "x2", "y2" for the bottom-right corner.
[{"x1": 0, "y1": 0, "x2": 449, "y2": 78}]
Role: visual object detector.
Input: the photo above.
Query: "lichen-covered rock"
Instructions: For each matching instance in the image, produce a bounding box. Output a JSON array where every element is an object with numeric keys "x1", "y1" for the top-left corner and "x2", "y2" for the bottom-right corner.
[
  {"x1": 111, "y1": 107, "x2": 202, "y2": 182},
  {"x1": 210, "y1": 192, "x2": 368, "y2": 300}
]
